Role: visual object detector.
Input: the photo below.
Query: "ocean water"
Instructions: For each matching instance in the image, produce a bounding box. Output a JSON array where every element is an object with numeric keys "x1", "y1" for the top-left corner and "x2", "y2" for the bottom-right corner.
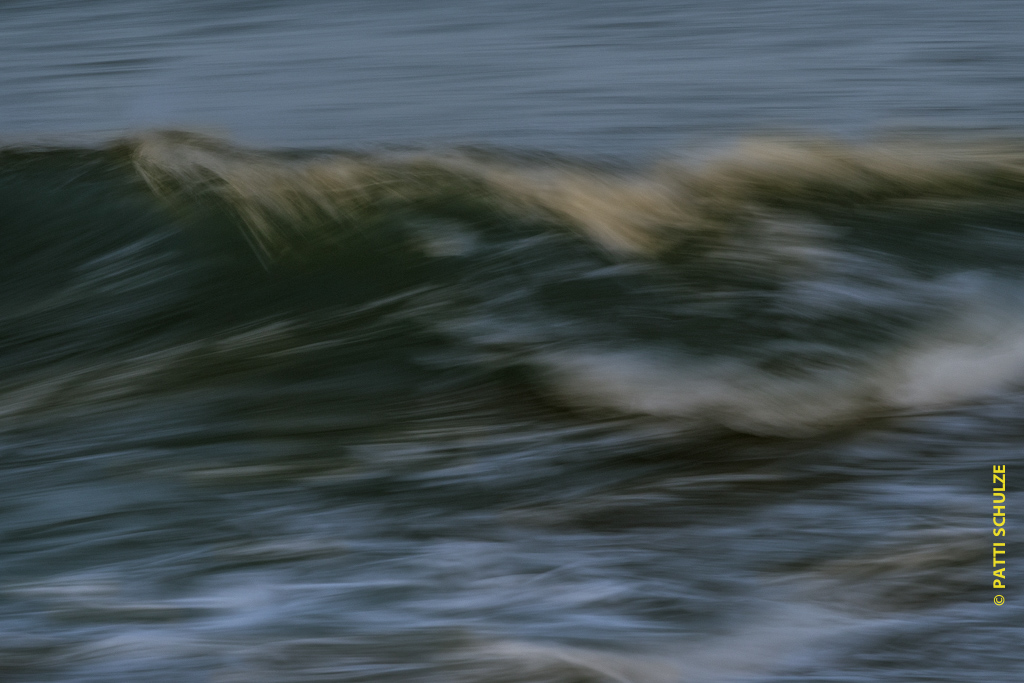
[{"x1": 1, "y1": 2, "x2": 1022, "y2": 682}]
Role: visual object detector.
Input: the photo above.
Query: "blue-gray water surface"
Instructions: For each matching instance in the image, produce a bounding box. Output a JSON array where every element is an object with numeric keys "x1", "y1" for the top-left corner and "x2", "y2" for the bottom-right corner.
[
  {"x1": 5, "y1": 0, "x2": 1024, "y2": 153},
  {"x1": 1, "y1": 2, "x2": 1022, "y2": 682}
]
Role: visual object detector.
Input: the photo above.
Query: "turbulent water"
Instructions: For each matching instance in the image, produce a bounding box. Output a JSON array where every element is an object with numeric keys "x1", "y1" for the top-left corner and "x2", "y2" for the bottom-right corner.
[
  {"x1": 0, "y1": 131, "x2": 1020, "y2": 682},
  {"x1": 2, "y1": 2, "x2": 1024, "y2": 682}
]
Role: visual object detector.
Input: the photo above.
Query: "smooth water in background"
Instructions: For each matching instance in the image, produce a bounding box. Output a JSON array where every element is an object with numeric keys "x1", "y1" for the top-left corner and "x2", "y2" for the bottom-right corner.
[
  {"x1": 5, "y1": 0, "x2": 1024, "y2": 154},
  {"x1": 1, "y1": 2, "x2": 1022, "y2": 682}
]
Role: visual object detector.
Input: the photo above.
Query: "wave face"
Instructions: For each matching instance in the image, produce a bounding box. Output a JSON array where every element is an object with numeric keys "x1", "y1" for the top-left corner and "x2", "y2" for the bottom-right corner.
[{"x1": 2, "y1": 133, "x2": 1023, "y2": 681}]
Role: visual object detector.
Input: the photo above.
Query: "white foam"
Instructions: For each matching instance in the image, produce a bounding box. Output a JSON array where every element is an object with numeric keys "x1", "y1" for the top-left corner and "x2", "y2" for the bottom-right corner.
[
  {"x1": 537, "y1": 289, "x2": 1024, "y2": 434},
  {"x1": 537, "y1": 348, "x2": 866, "y2": 435},
  {"x1": 881, "y1": 306, "x2": 1024, "y2": 409}
]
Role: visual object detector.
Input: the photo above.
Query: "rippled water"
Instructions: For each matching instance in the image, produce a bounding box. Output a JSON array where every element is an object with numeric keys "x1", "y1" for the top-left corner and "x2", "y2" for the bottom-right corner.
[
  {"x1": 1, "y1": 3, "x2": 1022, "y2": 682},
  {"x1": 4, "y1": 0, "x2": 1024, "y2": 152}
]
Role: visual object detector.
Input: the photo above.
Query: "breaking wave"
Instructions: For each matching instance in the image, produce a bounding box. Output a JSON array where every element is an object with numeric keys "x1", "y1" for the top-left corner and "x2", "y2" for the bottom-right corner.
[
  {"x1": 6, "y1": 131, "x2": 1024, "y2": 436},
  {"x1": 4, "y1": 130, "x2": 1024, "y2": 682}
]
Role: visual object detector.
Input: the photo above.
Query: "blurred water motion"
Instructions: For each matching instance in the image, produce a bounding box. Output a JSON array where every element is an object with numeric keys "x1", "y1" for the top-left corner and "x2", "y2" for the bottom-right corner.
[{"x1": 1, "y1": 2, "x2": 1023, "y2": 682}]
